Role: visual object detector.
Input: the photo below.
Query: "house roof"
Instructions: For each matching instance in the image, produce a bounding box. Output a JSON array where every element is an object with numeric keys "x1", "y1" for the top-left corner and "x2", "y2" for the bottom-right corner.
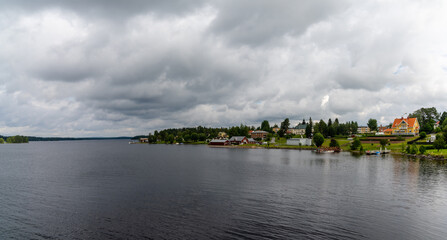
[
  {"x1": 294, "y1": 124, "x2": 307, "y2": 130},
  {"x1": 210, "y1": 139, "x2": 229, "y2": 143},
  {"x1": 229, "y1": 136, "x2": 247, "y2": 141},
  {"x1": 392, "y1": 117, "x2": 418, "y2": 128},
  {"x1": 384, "y1": 129, "x2": 393, "y2": 132},
  {"x1": 251, "y1": 130, "x2": 268, "y2": 134}
]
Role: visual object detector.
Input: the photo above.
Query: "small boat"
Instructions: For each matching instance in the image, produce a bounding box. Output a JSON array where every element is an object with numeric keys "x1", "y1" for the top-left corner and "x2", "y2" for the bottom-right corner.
[
  {"x1": 316, "y1": 147, "x2": 340, "y2": 153},
  {"x1": 366, "y1": 147, "x2": 391, "y2": 155},
  {"x1": 366, "y1": 150, "x2": 380, "y2": 155}
]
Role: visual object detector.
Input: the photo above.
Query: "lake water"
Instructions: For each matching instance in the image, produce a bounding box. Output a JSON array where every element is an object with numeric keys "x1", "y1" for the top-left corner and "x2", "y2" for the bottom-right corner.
[{"x1": 1, "y1": 140, "x2": 446, "y2": 239}]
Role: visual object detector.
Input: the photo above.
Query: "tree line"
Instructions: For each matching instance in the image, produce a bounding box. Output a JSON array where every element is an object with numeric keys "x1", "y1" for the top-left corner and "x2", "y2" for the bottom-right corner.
[
  {"x1": 142, "y1": 125, "x2": 256, "y2": 144},
  {"x1": 0, "y1": 135, "x2": 29, "y2": 144},
  {"x1": 141, "y1": 118, "x2": 360, "y2": 144}
]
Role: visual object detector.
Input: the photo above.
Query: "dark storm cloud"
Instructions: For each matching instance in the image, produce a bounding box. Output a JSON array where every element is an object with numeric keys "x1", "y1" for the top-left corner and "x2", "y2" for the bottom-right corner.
[
  {"x1": 1, "y1": 0, "x2": 207, "y2": 19},
  {"x1": 210, "y1": 0, "x2": 351, "y2": 46},
  {"x1": 0, "y1": 0, "x2": 447, "y2": 137}
]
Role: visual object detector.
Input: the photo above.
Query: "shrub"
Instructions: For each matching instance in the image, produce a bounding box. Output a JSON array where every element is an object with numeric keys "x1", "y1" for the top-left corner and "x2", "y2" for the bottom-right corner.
[
  {"x1": 419, "y1": 145, "x2": 427, "y2": 154},
  {"x1": 329, "y1": 139, "x2": 340, "y2": 147},
  {"x1": 433, "y1": 138, "x2": 446, "y2": 152},
  {"x1": 313, "y1": 133, "x2": 325, "y2": 147},
  {"x1": 379, "y1": 139, "x2": 389, "y2": 148},
  {"x1": 350, "y1": 138, "x2": 361, "y2": 150},
  {"x1": 419, "y1": 132, "x2": 427, "y2": 139},
  {"x1": 410, "y1": 143, "x2": 418, "y2": 154}
]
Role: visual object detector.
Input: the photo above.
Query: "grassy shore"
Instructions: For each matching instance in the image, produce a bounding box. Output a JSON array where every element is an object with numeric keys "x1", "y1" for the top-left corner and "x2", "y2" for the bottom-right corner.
[
  {"x1": 143, "y1": 135, "x2": 447, "y2": 160},
  {"x1": 426, "y1": 149, "x2": 447, "y2": 157}
]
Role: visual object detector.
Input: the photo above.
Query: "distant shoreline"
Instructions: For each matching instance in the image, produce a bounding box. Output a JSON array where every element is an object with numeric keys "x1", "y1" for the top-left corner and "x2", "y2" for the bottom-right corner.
[{"x1": 29, "y1": 137, "x2": 131, "y2": 141}]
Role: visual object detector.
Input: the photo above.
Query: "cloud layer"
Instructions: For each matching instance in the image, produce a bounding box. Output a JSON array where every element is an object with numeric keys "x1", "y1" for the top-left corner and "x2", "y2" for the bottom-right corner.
[{"x1": 1, "y1": 0, "x2": 447, "y2": 136}]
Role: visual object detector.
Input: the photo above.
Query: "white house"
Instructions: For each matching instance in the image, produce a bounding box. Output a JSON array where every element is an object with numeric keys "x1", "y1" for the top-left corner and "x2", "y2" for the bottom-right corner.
[{"x1": 286, "y1": 138, "x2": 312, "y2": 146}]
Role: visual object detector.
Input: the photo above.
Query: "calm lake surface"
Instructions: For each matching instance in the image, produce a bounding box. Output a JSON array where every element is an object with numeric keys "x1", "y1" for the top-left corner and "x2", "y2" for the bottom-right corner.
[{"x1": 1, "y1": 140, "x2": 446, "y2": 239}]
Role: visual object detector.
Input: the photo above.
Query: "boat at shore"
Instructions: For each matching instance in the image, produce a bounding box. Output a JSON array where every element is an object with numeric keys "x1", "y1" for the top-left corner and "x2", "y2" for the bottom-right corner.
[
  {"x1": 366, "y1": 147, "x2": 391, "y2": 155},
  {"x1": 315, "y1": 147, "x2": 341, "y2": 153}
]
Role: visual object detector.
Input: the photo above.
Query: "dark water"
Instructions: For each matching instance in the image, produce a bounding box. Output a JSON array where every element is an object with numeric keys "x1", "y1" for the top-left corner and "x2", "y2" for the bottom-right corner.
[{"x1": 1, "y1": 141, "x2": 446, "y2": 239}]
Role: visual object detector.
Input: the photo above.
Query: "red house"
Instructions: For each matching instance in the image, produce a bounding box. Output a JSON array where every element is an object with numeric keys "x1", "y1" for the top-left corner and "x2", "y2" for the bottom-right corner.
[
  {"x1": 229, "y1": 136, "x2": 248, "y2": 145},
  {"x1": 208, "y1": 139, "x2": 230, "y2": 146}
]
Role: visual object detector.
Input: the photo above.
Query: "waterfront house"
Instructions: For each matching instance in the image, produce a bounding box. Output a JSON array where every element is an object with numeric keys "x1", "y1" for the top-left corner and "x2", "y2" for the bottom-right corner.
[
  {"x1": 357, "y1": 126, "x2": 370, "y2": 134},
  {"x1": 288, "y1": 123, "x2": 308, "y2": 135},
  {"x1": 384, "y1": 129, "x2": 393, "y2": 135},
  {"x1": 208, "y1": 139, "x2": 230, "y2": 146},
  {"x1": 386, "y1": 117, "x2": 420, "y2": 135},
  {"x1": 140, "y1": 138, "x2": 148, "y2": 143},
  {"x1": 250, "y1": 130, "x2": 268, "y2": 139},
  {"x1": 217, "y1": 132, "x2": 228, "y2": 139},
  {"x1": 287, "y1": 138, "x2": 312, "y2": 146},
  {"x1": 229, "y1": 136, "x2": 249, "y2": 145},
  {"x1": 427, "y1": 134, "x2": 436, "y2": 143},
  {"x1": 247, "y1": 138, "x2": 258, "y2": 144},
  {"x1": 272, "y1": 127, "x2": 280, "y2": 133},
  {"x1": 377, "y1": 125, "x2": 388, "y2": 133}
]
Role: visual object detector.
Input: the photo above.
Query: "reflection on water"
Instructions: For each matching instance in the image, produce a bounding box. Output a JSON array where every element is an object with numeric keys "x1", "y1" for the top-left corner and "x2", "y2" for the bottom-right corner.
[{"x1": 0, "y1": 141, "x2": 446, "y2": 239}]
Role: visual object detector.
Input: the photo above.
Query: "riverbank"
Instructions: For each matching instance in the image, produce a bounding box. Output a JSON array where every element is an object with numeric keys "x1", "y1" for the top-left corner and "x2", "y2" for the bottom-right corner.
[
  {"x1": 209, "y1": 144, "x2": 316, "y2": 150},
  {"x1": 140, "y1": 139, "x2": 447, "y2": 161}
]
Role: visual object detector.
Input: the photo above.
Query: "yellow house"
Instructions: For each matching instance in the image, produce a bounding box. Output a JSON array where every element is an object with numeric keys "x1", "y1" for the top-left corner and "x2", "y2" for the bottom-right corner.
[{"x1": 386, "y1": 117, "x2": 420, "y2": 135}]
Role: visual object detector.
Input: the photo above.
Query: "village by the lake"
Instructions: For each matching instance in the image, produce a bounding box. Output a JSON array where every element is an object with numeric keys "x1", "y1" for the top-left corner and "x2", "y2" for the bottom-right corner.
[{"x1": 133, "y1": 107, "x2": 447, "y2": 160}]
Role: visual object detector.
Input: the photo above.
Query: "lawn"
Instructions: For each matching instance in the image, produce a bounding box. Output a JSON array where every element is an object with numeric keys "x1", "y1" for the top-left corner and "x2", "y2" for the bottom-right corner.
[
  {"x1": 271, "y1": 136, "x2": 430, "y2": 153},
  {"x1": 426, "y1": 149, "x2": 447, "y2": 157}
]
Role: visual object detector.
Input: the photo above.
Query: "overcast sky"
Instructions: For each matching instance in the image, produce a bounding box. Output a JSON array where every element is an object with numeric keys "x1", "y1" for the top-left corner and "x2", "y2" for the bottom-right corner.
[{"x1": 1, "y1": 0, "x2": 447, "y2": 137}]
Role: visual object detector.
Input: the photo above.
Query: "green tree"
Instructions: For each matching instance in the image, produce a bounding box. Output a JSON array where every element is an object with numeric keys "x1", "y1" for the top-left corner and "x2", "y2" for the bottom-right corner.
[
  {"x1": 379, "y1": 139, "x2": 389, "y2": 148},
  {"x1": 198, "y1": 133, "x2": 206, "y2": 141},
  {"x1": 191, "y1": 133, "x2": 199, "y2": 142},
  {"x1": 261, "y1": 120, "x2": 271, "y2": 132},
  {"x1": 433, "y1": 138, "x2": 445, "y2": 152},
  {"x1": 442, "y1": 118, "x2": 447, "y2": 130},
  {"x1": 305, "y1": 117, "x2": 313, "y2": 138},
  {"x1": 328, "y1": 126, "x2": 336, "y2": 137},
  {"x1": 410, "y1": 143, "x2": 418, "y2": 154},
  {"x1": 148, "y1": 134, "x2": 157, "y2": 143},
  {"x1": 329, "y1": 139, "x2": 339, "y2": 147},
  {"x1": 409, "y1": 107, "x2": 439, "y2": 133},
  {"x1": 440, "y1": 111, "x2": 447, "y2": 124},
  {"x1": 419, "y1": 145, "x2": 427, "y2": 154},
  {"x1": 166, "y1": 134, "x2": 175, "y2": 144},
  {"x1": 280, "y1": 118, "x2": 290, "y2": 135},
  {"x1": 0, "y1": 138, "x2": 4, "y2": 144},
  {"x1": 318, "y1": 119, "x2": 328, "y2": 137},
  {"x1": 313, "y1": 133, "x2": 325, "y2": 147},
  {"x1": 419, "y1": 131, "x2": 427, "y2": 139},
  {"x1": 350, "y1": 138, "x2": 361, "y2": 150},
  {"x1": 422, "y1": 122, "x2": 434, "y2": 134},
  {"x1": 367, "y1": 118, "x2": 378, "y2": 132}
]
